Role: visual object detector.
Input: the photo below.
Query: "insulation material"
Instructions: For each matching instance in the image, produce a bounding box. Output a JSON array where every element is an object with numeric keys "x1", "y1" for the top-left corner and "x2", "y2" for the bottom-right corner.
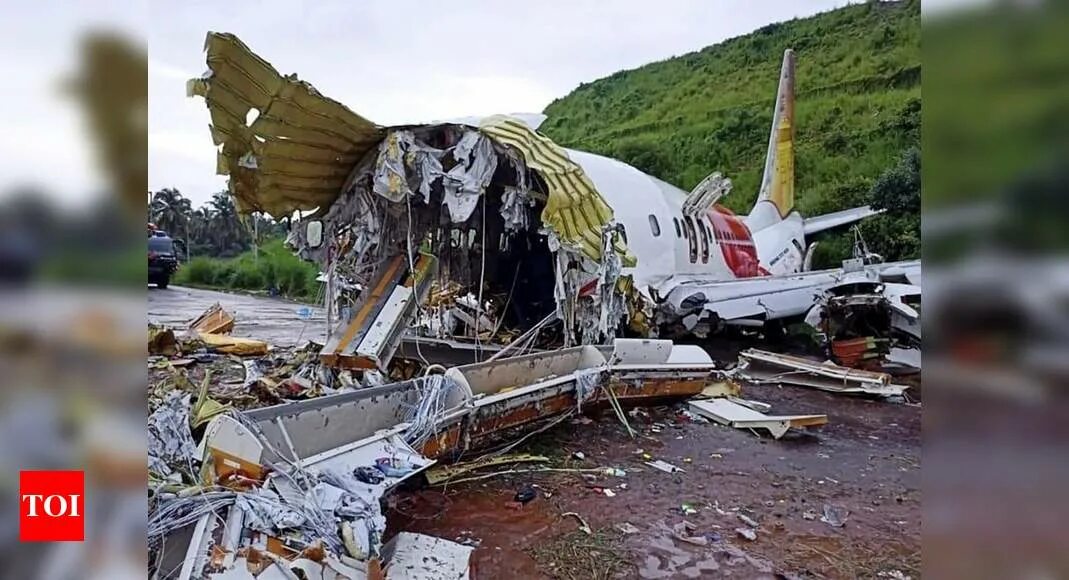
[
  {"x1": 373, "y1": 131, "x2": 417, "y2": 202},
  {"x1": 442, "y1": 131, "x2": 497, "y2": 223},
  {"x1": 147, "y1": 392, "x2": 198, "y2": 477},
  {"x1": 478, "y1": 115, "x2": 634, "y2": 266}
]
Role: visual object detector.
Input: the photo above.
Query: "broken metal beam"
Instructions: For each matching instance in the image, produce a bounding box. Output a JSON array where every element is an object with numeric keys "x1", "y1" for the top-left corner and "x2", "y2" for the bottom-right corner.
[
  {"x1": 321, "y1": 254, "x2": 437, "y2": 371},
  {"x1": 688, "y1": 398, "x2": 827, "y2": 439}
]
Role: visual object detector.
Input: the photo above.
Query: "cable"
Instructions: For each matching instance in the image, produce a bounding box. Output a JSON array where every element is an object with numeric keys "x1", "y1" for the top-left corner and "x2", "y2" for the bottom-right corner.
[{"x1": 474, "y1": 195, "x2": 487, "y2": 361}]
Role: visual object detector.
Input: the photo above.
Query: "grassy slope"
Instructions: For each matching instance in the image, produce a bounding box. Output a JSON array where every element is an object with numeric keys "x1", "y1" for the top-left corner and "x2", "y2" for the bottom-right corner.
[{"x1": 541, "y1": 1, "x2": 920, "y2": 218}]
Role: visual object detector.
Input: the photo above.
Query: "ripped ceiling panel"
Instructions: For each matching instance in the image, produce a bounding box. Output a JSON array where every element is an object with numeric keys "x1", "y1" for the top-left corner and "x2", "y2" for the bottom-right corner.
[
  {"x1": 478, "y1": 115, "x2": 635, "y2": 266},
  {"x1": 188, "y1": 32, "x2": 384, "y2": 217}
]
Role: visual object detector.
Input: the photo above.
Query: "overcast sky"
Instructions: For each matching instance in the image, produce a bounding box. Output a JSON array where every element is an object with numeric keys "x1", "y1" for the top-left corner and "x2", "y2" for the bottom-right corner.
[
  {"x1": 4, "y1": 1, "x2": 871, "y2": 207},
  {"x1": 147, "y1": 0, "x2": 870, "y2": 206}
]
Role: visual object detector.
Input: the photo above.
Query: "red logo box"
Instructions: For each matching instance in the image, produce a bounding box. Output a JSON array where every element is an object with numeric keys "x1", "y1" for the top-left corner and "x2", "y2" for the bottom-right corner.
[{"x1": 19, "y1": 471, "x2": 84, "y2": 542}]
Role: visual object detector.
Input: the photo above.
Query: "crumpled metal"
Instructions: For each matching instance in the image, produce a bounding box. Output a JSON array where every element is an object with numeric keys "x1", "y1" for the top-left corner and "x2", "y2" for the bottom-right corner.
[
  {"x1": 442, "y1": 131, "x2": 497, "y2": 223},
  {"x1": 372, "y1": 131, "x2": 416, "y2": 202},
  {"x1": 147, "y1": 392, "x2": 198, "y2": 477}
]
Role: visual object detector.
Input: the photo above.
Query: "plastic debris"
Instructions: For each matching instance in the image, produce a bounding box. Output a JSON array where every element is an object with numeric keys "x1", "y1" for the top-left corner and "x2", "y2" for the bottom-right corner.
[
  {"x1": 821, "y1": 504, "x2": 850, "y2": 528},
  {"x1": 514, "y1": 486, "x2": 537, "y2": 504},
  {"x1": 738, "y1": 513, "x2": 759, "y2": 528},
  {"x1": 672, "y1": 522, "x2": 709, "y2": 546},
  {"x1": 616, "y1": 522, "x2": 640, "y2": 535},
  {"x1": 562, "y1": 512, "x2": 592, "y2": 535},
  {"x1": 736, "y1": 527, "x2": 758, "y2": 541},
  {"x1": 645, "y1": 460, "x2": 686, "y2": 474}
]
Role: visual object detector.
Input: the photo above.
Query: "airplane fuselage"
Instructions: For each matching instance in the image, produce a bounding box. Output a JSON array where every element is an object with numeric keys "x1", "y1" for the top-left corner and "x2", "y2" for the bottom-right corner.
[{"x1": 570, "y1": 149, "x2": 807, "y2": 298}]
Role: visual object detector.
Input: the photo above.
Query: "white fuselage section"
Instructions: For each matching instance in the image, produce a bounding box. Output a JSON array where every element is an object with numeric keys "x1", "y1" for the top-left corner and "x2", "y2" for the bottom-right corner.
[{"x1": 570, "y1": 149, "x2": 806, "y2": 297}]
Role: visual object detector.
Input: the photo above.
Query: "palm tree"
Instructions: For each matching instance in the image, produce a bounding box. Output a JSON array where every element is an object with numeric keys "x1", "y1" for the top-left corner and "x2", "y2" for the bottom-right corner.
[
  {"x1": 150, "y1": 188, "x2": 192, "y2": 259},
  {"x1": 206, "y1": 192, "x2": 246, "y2": 256}
]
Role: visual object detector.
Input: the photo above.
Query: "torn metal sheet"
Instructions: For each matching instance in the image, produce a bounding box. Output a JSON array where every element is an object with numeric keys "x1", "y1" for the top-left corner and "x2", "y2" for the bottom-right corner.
[
  {"x1": 739, "y1": 349, "x2": 909, "y2": 397},
  {"x1": 688, "y1": 398, "x2": 827, "y2": 439},
  {"x1": 320, "y1": 254, "x2": 437, "y2": 371},
  {"x1": 187, "y1": 32, "x2": 384, "y2": 217},
  {"x1": 442, "y1": 131, "x2": 497, "y2": 222},
  {"x1": 190, "y1": 302, "x2": 236, "y2": 335},
  {"x1": 381, "y1": 532, "x2": 474, "y2": 580}
]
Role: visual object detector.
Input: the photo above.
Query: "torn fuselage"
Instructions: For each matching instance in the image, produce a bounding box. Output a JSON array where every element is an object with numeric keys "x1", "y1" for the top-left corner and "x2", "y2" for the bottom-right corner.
[{"x1": 289, "y1": 122, "x2": 634, "y2": 367}]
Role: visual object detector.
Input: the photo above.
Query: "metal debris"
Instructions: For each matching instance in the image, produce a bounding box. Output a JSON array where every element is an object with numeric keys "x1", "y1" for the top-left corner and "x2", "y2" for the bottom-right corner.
[
  {"x1": 688, "y1": 398, "x2": 827, "y2": 439},
  {"x1": 645, "y1": 460, "x2": 685, "y2": 474},
  {"x1": 191, "y1": 303, "x2": 236, "y2": 335},
  {"x1": 739, "y1": 349, "x2": 909, "y2": 397}
]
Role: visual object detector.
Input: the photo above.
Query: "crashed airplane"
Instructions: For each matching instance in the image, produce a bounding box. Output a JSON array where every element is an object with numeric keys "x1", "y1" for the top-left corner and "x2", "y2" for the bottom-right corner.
[
  {"x1": 154, "y1": 32, "x2": 921, "y2": 579},
  {"x1": 188, "y1": 33, "x2": 920, "y2": 366}
]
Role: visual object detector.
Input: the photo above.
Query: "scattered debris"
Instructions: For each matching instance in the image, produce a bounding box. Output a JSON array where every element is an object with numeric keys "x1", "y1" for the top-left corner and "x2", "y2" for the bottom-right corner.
[
  {"x1": 514, "y1": 485, "x2": 538, "y2": 504},
  {"x1": 739, "y1": 349, "x2": 909, "y2": 397},
  {"x1": 820, "y1": 504, "x2": 850, "y2": 528},
  {"x1": 562, "y1": 512, "x2": 592, "y2": 535},
  {"x1": 671, "y1": 521, "x2": 709, "y2": 547},
  {"x1": 149, "y1": 324, "x2": 179, "y2": 356},
  {"x1": 381, "y1": 532, "x2": 474, "y2": 579},
  {"x1": 615, "y1": 522, "x2": 640, "y2": 535},
  {"x1": 680, "y1": 503, "x2": 698, "y2": 516},
  {"x1": 198, "y1": 333, "x2": 270, "y2": 357},
  {"x1": 736, "y1": 527, "x2": 758, "y2": 541},
  {"x1": 737, "y1": 513, "x2": 760, "y2": 528},
  {"x1": 645, "y1": 459, "x2": 685, "y2": 474},
  {"x1": 191, "y1": 303, "x2": 236, "y2": 335},
  {"x1": 425, "y1": 454, "x2": 549, "y2": 485},
  {"x1": 688, "y1": 398, "x2": 827, "y2": 439}
]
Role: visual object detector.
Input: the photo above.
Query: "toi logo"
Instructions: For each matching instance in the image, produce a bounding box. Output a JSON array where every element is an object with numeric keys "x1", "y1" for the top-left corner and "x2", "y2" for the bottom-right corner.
[{"x1": 19, "y1": 471, "x2": 84, "y2": 542}]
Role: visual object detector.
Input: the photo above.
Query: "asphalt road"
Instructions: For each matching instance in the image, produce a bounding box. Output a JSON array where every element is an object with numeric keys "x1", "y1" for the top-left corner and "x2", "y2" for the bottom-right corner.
[{"x1": 147, "y1": 286, "x2": 327, "y2": 347}]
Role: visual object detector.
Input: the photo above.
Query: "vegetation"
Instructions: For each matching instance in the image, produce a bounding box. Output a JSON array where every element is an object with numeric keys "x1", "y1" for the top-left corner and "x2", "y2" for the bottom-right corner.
[
  {"x1": 150, "y1": 188, "x2": 286, "y2": 259},
  {"x1": 174, "y1": 238, "x2": 320, "y2": 301},
  {"x1": 149, "y1": 188, "x2": 315, "y2": 298},
  {"x1": 542, "y1": 1, "x2": 920, "y2": 265}
]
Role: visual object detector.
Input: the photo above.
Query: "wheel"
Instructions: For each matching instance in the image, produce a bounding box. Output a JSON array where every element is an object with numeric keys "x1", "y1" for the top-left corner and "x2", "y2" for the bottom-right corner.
[{"x1": 157, "y1": 275, "x2": 170, "y2": 289}]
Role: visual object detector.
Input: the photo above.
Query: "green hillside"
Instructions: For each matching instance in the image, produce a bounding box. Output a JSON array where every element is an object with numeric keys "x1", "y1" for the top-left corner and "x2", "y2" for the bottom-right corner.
[{"x1": 542, "y1": 1, "x2": 920, "y2": 223}]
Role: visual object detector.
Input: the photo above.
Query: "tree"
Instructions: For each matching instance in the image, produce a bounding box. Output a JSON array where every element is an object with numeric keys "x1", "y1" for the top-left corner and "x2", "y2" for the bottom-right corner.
[
  {"x1": 860, "y1": 147, "x2": 921, "y2": 261},
  {"x1": 150, "y1": 188, "x2": 192, "y2": 259},
  {"x1": 206, "y1": 191, "x2": 248, "y2": 257}
]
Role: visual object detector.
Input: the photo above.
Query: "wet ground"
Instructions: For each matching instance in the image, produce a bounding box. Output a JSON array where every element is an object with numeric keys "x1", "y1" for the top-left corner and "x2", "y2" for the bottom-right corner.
[
  {"x1": 388, "y1": 385, "x2": 920, "y2": 579},
  {"x1": 151, "y1": 286, "x2": 921, "y2": 579},
  {"x1": 148, "y1": 285, "x2": 326, "y2": 346}
]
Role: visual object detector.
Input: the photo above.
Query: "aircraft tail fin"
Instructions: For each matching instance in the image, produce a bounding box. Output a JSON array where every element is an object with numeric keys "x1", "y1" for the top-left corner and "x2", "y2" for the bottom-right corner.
[{"x1": 753, "y1": 49, "x2": 796, "y2": 221}]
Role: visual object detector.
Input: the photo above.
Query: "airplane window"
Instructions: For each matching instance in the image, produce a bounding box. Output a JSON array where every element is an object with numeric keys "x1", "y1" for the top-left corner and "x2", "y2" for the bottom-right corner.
[
  {"x1": 684, "y1": 217, "x2": 698, "y2": 263},
  {"x1": 698, "y1": 218, "x2": 710, "y2": 263},
  {"x1": 673, "y1": 218, "x2": 681, "y2": 238},
  {"x1": 648, "y1": 214, "x2": 661, "y2": 237}
]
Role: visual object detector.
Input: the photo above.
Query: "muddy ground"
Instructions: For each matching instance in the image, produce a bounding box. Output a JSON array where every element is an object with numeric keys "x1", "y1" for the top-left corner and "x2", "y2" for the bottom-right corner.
[{"x1": 387, "y1": 384, "x2": 920, "y2": 579}]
